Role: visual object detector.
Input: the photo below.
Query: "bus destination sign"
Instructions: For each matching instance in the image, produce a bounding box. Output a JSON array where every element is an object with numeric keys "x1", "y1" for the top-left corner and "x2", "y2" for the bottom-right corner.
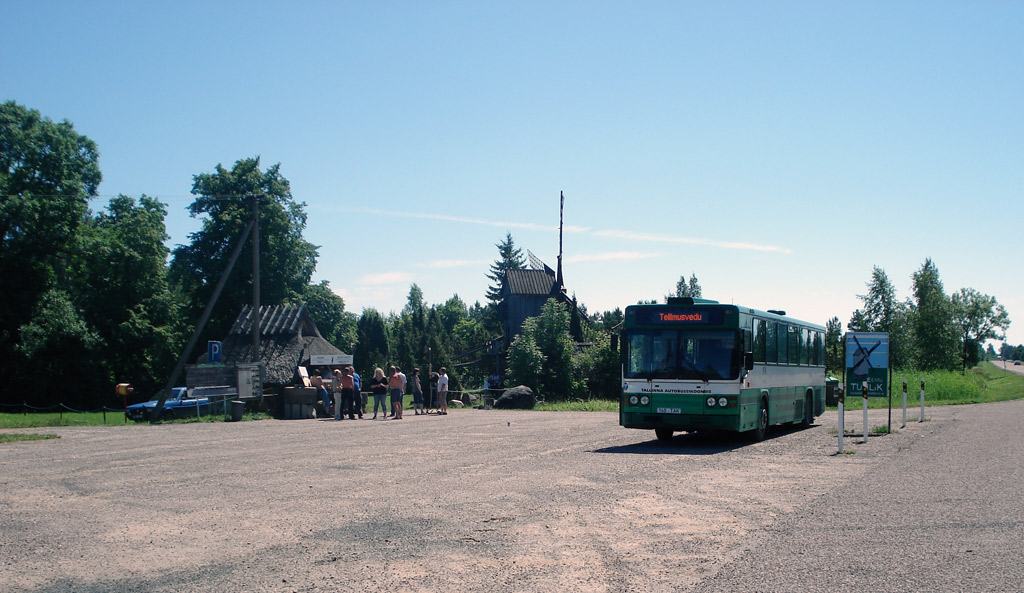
[{"x1": 632, "y1": 308, "x2": 726, "y2": 326}]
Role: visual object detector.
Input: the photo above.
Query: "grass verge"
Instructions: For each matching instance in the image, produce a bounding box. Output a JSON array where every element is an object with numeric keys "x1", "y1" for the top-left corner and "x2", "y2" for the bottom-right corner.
[
  {"x1": 0, "y1": 411, "x2": 128, "y2": 428},
  {"x1": 831, "y1": 363, "x2": 1024, "y2": 409},
  {"x1": 0, "y1": 432, "x2": 60, "y2": 443},
  {"x1": 535, "y1": 399, "x2": 618, "y2": 412}
]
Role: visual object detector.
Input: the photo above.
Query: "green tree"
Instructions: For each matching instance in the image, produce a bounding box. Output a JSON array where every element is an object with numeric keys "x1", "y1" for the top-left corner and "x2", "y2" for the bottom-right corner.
[
  {"x1": 301, "y1": 280, "x2": 356, "y2": 349},
  {"x1": 825, "y1": 316, "x2": 843, "y2": 376},
  {"x1": 506, "y1": 299, "x2": 584, "y2": 400},
  {"x1": 485, "y1": 232, "x2": 525, "y2": 305},
  {"x1": 569, "y1": 296, "x2": 584, "y2": 342},
  {"x1": 951, "y1": 288, "x2": 1010, "y2": 373},
  {"x1": 1, "y1": 102, "x2": 102, "y2": 401},
  {"x1": 169, "y1": 157, "x2": 317, "y2": 342},
  {"x1": 911, "y1": 258, "x2": 958, "y2": 370},
  {"x1": 667, "y1": 272, "x2": 702, "y2": 300},
  {"x1": 506, "y1": 319, "x2": 544, "y2": 394},
  {"x1": 848, "y1": 266, "x2": 914, "y2": 368},
  {"x1": 74, "y1": 195, "x2": 184, "y2": 398},
  {"x1": 850, "y1": 267, "x2": 896, "y2": 330},
  {"x1": 354, "y1": 308, "x2": 390, "y2": 379},
  {"x1": 16, "y1": 289, "x2": 104, "y2": 408},
  {"x1": 596, "y1": 308, "x2": 624, "y2": 332},
  {"x1": 402, "y1": 283, "x2": 426, "y2": 317},
  {"x1": 576, "y1": 340, "x2": 620, "y2": 400}
]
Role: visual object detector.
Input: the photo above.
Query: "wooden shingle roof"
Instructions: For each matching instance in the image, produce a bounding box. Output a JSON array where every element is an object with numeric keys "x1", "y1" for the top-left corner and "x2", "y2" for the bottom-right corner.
[
  {"x1": 229, "y1": 304, "x2": 321, "y2": 339},
  {"x1": 505, "y1": 268, "x2": 558, "y2": 296},
  {"x1": 212, "y1": 305, "x2": 344, "y2": 385}
]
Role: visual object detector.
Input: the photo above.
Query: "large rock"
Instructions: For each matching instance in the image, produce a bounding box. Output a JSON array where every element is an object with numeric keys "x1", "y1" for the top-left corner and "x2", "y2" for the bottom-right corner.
[{"x1": 493, "y1": 385, "x2": 536, "y2": 410}]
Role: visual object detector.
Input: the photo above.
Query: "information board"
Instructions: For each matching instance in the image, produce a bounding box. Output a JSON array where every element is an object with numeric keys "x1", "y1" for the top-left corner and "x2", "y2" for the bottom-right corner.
[
  {"x1": 310, "y1": 354, "x2": 354, "y2": 367},
  {"x1": 845, "y1": 332, "x2": 889, "y2": 397}
]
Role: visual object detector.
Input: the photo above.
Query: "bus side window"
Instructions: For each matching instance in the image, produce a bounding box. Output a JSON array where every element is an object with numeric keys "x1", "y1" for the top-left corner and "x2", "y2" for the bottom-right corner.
[
  {"x1": 766, "y1": 321, "x2": 778, "y2": 363},
  {"x1": 777, "y1": 323, "x2": 788, "y2": 364},
  {"x1": 814, "y1": 331, "x2": 824, "y2": 366},
  {"x1": 753, "y1": 319, "x2": 766, "y2": 363},
  {"x1": 800, "y1": 328, "x2": 810, "y2": 365}
]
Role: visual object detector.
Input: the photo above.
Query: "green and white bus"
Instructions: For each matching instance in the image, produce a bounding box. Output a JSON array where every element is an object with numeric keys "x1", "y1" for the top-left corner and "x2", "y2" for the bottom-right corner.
[{"x1": 619, "y1": 297, "x2": 825, "y2": 441}]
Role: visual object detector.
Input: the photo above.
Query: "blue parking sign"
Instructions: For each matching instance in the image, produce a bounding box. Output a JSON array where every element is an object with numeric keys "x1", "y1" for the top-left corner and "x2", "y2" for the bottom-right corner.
[{"x1": 208, "y1": 341, "x2": 222, "y2": 363}]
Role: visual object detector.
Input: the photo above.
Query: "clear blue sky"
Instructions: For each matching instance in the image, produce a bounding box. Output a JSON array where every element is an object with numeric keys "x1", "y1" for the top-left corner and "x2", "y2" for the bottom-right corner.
[{"x1": 4, "y1": 1, "x2": 1022, "y2": 346}]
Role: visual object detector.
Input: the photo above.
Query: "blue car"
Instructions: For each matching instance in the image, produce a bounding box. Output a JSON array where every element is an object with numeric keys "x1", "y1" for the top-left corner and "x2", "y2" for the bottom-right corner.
[{"x1": 126, "y1": 387, "x2": 213, "y2": 422}]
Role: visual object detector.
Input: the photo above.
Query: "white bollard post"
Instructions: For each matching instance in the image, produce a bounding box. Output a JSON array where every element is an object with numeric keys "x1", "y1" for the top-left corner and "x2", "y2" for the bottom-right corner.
[
  {"x1": 837, "y1": 385, "x2": 845, "y2": 453},
  {"x1": 862, "y1": 381, "x2": 869, "y2": 443},
  {"x1": 901, "y1": 378, "x2": 907, "y2": 428},
  {"x1": 919, "y1": 378, "x2": 925, "y2": 422}
]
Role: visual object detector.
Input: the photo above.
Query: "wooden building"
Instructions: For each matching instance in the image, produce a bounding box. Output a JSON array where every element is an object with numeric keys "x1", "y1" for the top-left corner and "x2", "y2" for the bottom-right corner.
[
  {"x1": 204, "y1": 304, "x2": 346, "y2": 387},
  {"x1": 500, "y1": 264, "x2": 570, "y2": 340}
]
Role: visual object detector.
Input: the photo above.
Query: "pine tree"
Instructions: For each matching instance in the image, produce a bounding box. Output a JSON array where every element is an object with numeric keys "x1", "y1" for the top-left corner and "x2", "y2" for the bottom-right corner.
[{"x1": 485, "y1": 232, "x2": 525, "y2": 305}]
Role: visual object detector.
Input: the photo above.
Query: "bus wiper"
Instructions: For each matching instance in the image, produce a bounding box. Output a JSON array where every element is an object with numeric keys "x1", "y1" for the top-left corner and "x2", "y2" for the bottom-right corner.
[
  {"x1": 677, "y1": 354, "x2": 710, "y2": 382},
  {"x1": 700, "y1": 365, "x2": 723, "y2": 381}
]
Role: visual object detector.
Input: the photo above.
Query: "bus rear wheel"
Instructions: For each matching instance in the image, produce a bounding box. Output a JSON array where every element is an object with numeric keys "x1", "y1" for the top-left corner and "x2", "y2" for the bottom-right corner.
[
  {"x1": 751, "y1": 398, "x2": 768, "y2": 441},
  {"x1": 655, "y1": 428, "x2": 674, "y2": 442},
  {"x1": 801, "y1": 393, "x2": 814, "y2": 427}
]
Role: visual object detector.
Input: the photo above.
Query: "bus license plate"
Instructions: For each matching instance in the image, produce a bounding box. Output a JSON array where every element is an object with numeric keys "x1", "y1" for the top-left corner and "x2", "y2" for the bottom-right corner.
[{"x1": 657, "y1": 407, "x2": 681, "y2": 414}]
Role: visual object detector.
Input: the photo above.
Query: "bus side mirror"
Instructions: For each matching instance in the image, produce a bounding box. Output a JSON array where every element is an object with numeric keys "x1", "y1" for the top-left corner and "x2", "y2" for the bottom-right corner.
[
  {"x1": 610, "y1": 334, "x2": 618, "y2": 352},
  {"x1": 744, "y1": 352, "x2": 754, "y2": 371}
]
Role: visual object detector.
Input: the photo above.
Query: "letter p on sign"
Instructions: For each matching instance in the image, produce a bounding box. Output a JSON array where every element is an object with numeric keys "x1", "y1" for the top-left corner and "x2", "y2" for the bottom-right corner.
[{"x1": 208, "y1": 341, "x2": 222, "y2": 363}]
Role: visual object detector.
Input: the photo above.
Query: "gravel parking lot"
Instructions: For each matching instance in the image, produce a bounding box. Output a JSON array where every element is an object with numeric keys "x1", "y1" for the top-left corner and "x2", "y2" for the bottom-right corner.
[{"x1": 2, "y1": 400, "x2": 1021, "y2": 593}]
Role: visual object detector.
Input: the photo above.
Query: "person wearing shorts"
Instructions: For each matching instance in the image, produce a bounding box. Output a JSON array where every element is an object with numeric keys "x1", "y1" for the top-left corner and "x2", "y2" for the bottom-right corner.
[
  {"x1": 411, "y1": 368, "x2": 424, "y2": 415},
  {"x1": 340, "y1": 367, "x2": 357, "y2": 420},
  {"x1": 437, "y1": 367, "x2": 449, "y2": 415},
  {"x1": 388, "y1": 365, "x2": 404, "y2": 419}
]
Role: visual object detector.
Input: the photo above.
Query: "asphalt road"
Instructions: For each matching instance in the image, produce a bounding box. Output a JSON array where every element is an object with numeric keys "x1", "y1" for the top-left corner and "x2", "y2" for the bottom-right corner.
[
  {"x1": 1, "y1": 399, "x2": 1021, "y2": 593},
  {"x1": 993, "y1": 359, "x2": 1024, "y2": 377}
]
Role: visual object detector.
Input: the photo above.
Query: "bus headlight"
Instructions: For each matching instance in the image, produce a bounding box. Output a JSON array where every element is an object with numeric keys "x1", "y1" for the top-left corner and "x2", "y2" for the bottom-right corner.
[
  {"x1": 640, "y1": 396, "x2": 650, "y2": 405},
  {"x1": 629, "y1": 395, "x2": 639, "y2": 405},
  {"x1": 706, "y1": 397, "x2": 716, "y2": 407},
  {"x1": 718, "y1": 397, "x2": 729, "y2": 408}
]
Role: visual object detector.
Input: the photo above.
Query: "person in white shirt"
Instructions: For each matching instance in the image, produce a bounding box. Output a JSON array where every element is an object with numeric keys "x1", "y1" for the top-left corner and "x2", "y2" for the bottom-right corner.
[{"x1": 437, "y1": 367, "x2": 449, "y2": 415}]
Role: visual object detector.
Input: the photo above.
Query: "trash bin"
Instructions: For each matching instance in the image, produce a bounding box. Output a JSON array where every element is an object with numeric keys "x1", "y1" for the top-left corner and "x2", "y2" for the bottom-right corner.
[
  {"x1": 229, "y1": 400, "x2": 245, "y2": 422},
  {"x1": 825, "y1": 379, "x2": 839, "y2": 406}
]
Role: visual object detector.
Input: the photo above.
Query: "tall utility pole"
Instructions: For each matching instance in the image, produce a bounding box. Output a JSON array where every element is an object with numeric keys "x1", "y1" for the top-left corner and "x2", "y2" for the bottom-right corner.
[
  {"x1": 556, "y1": 191, "x2": 564, "y2": 290},
  {"x1": 251, "y1": 194, "x2": 261, "y2": 361},
  {"x1": 150, "y1": 215, "x2": 256, "y2": 422}
]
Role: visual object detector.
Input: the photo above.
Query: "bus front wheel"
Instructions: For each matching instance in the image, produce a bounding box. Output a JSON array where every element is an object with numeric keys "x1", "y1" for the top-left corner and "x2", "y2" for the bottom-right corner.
[{"x1": 655, "y1": 428, "x2": 674, "y2": 442}]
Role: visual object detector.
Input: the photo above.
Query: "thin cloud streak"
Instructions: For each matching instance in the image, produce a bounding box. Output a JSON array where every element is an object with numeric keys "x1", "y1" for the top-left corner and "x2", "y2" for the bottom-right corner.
[
  {"x1": 349, "y1": 207, "x2": 590, "y2": 233},
  {"x1": 566, "y1": 251, "x2": 664, "y2": 263},
  {"x1": 359, "y1": 271, "x2": 413, "y2": 285},
  {"x1": 422, "y1": 258, "x2": 490, "y2": 269},
  {"x1": 592, "y1": 229, "x2": 793, "y2": 254},
  {"x1": 325, "y1": 206, "x2": 791, "y2": 254}
]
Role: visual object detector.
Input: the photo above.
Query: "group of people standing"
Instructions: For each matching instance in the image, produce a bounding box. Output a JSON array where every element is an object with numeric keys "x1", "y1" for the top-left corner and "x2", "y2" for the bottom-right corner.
[{"x1": 313, "y1": 365, "x2": 449, "y2": 420}]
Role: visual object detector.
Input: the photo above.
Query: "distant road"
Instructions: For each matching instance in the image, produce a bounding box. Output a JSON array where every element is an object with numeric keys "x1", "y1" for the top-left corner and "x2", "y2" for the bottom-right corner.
[{"x1": 992, "y1": 359, "x2": 1024, "y2": 376}]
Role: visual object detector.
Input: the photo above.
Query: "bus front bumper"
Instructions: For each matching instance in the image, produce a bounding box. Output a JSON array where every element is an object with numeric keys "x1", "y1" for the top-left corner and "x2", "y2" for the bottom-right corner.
[{"x1": 620, "y1": 410, "x2": 739, "y2": 432}]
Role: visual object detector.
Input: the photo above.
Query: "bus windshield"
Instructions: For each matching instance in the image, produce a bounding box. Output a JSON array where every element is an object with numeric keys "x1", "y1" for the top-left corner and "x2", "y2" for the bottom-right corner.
[{"x1": 625, "y1": 329, "x2": 741, "y2": 381}]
